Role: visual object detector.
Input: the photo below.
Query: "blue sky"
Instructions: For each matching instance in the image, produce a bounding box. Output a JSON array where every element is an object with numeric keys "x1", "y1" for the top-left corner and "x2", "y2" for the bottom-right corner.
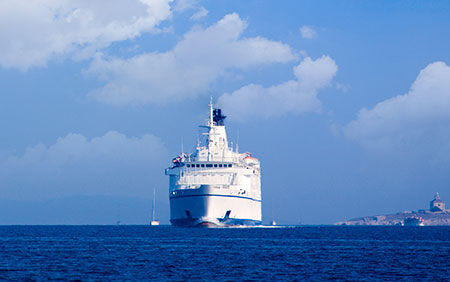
[{"x1": 1, "y1": 0, "x2": 450, "y2": 224}]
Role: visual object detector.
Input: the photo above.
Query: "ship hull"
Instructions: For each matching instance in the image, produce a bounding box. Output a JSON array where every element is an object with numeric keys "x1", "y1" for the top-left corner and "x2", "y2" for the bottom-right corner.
[
  {"x1": 169, "y1": 187, "x2": 262, "y2": 227},
  {"x1": 170, "y1": 217, "x2": 261, "y2": 227}
]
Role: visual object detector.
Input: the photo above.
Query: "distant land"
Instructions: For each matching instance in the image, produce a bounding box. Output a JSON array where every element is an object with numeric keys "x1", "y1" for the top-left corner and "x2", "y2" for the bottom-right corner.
[
  {"x1": 336, "y1": 193, "x2": 450, "y2": 226},
  {"x1": 335, "y1": 210, "x2": 450, "y2": 226},
  {"x1": 0, "y1": 196, "x2": 169, "y2": 225}
]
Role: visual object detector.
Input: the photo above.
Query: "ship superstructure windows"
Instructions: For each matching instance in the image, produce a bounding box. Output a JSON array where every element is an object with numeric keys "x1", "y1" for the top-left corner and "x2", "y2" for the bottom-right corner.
[{"x1": 185, "y1": 163, "x2": 233, "y2": 168}]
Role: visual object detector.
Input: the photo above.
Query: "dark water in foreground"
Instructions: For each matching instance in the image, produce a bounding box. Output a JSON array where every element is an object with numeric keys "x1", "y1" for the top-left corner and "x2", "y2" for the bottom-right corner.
[{"x1": 0, "y1": 226, "x2": 449, "y2": 281}]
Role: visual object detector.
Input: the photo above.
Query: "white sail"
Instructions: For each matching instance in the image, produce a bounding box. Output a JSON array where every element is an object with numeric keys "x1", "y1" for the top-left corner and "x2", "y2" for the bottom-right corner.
[{"x1": 150, "y1": 188, "x2": 160, "y2": 226}]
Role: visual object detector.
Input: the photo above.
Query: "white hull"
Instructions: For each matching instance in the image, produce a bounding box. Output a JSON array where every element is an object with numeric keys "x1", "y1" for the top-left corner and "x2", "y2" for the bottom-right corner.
[{"x1": 170, "y1": 185, "x2": 261, "y2": 227}]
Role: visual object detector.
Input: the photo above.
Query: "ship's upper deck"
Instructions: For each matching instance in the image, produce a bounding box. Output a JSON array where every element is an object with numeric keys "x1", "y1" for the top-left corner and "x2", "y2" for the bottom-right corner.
[{"x1": 166, "y1": 99, "x2": 260, "y2": 174}]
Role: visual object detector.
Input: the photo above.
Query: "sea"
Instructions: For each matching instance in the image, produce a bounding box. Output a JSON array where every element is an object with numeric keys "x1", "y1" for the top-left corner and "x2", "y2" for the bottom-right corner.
[{"x1": 0, "y1": 225, "x2": 449, "y2": 281}]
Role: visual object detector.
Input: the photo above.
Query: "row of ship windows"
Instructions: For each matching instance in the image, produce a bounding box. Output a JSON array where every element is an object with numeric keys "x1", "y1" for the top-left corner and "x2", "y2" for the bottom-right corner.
[{"x1": 186, "y1": 164, "x2": 232, "y2": 168}]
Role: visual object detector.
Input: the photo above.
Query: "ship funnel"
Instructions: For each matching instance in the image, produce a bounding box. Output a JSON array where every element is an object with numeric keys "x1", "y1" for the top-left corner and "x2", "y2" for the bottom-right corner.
[{"x1": 213, "y1": 108, "x2": 226, "y2": 126}]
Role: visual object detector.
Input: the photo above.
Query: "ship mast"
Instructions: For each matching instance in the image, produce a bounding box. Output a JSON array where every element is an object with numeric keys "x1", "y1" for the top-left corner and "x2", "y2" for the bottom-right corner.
[
  {"x1": 197, "y1": 98, "x2": 229, "y2": 162},
  {"x1": 152, "y1": 188, "x2": 156, "y2": 221},
  {"x1": 208, "y1": 97, "x2": 214, "y2": 161},
  {"x1": 209, "y1": 96, "x2": 214, "y2": 127}
]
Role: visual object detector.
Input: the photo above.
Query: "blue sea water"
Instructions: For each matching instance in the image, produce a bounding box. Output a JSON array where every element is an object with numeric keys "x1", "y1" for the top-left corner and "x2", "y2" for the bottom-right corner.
[{"x1": 0, "y1": 226, "x2": 449, "y2": 281}]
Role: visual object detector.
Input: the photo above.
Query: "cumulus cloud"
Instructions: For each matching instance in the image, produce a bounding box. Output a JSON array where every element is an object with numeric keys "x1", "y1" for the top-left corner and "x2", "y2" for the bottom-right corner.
[
  {"x1": 85, "y1": 13, "x2": 297, "y2": 106},
  {"x1": 344, "y1": 61, "x2": 450, "y2": 155},
  {"x1": 190, "y1": 6, "x2": 209, "y2": 20},
  {"x1": 300, "y1": 25, "x2": 317, "y2": 39},
  {"x1": 217, "y1": 55, "x2": 338, "y2": 121},
  {"x1": 336, "y1": 83, "x2": 351, "y2": 93},
  {"x1": 0, "y1": 131, "x2": 168, "y2": 200},
  {"x1": 173, "y1": 0, "x2": 199, "y2": 12},
  {"x1": 0, "y1": 0, "x2": 173, "y2": 70}
]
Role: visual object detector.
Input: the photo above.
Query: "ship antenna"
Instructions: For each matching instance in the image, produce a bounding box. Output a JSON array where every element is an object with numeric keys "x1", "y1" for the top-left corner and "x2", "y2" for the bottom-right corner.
[{"x1": 209, "y1": 96, "x2": 214, "y2": 127}]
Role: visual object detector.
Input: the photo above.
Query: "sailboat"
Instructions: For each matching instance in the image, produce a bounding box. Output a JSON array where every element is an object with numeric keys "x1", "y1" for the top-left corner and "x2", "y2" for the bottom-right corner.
[{"x1": 150, "y1": 189, "x2": 160, "y2": 226}]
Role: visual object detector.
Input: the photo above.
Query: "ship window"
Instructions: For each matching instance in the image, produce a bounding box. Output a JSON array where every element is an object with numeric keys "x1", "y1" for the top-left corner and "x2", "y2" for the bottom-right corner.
[
  {"x1": 201, "y1": 164, "x2": 205, "y2": 168},
  {"x1": 219, "y1": 164, "x2": 223, "y2": 168},
  {"x1": 214, "y1": 164, "x2": 218, "y2": 168},
  {"x1": 206, "y1": 164, "x2": 212, "y2": 168},
  {"x1": 196, "y1": 164, "x2": 200, "y2": 168},
  {"x1": 186, "y1": 164, "x2": 190, "y2": 167},
  {"x1": 228, "y1": 164, "x2": 232, "y2": 167}
]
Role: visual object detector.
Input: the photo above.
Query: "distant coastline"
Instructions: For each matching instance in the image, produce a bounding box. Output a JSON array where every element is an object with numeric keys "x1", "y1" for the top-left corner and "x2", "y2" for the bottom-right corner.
[
  {"x1": 336, "y1": 210, "x2": 450, "y2": 226},
  {"x1": 336, "y1": 193, "x2": 450, "y2": 226}
]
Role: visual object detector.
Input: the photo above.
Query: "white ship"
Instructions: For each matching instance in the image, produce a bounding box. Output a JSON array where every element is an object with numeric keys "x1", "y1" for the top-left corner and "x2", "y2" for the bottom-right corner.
[{"x1": 165, "y1": 100, "x2": 262, "y2": 227}]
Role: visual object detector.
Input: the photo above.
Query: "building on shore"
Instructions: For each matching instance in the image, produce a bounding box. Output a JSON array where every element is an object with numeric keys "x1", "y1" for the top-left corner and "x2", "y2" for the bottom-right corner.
[{"x1": 430, "y1": 193, "x2": 445, "y2": 212}]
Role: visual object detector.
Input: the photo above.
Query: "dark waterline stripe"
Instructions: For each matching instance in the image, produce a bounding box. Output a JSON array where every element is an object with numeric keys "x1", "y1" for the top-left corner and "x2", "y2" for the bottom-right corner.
[{"x1": 170, "y1": 194, "x2": 262, "y2": 202}]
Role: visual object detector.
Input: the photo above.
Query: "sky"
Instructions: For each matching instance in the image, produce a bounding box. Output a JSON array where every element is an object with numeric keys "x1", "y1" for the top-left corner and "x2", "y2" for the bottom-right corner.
[{"x1": 1, "y1": 0, "x2": 450, "y2": 224}]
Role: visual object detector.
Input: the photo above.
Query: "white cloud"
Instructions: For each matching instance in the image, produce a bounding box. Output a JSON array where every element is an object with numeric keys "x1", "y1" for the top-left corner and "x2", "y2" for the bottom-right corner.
[
  {"x1": 344, "y1": 61, "x2": 450, "y2": 154},
  {"x1": 174, "y1": 0, "x2": 199, "y2": 12},
  {"x1": 190, "y1": 6, "x2": 209, "y2": 20},
  {"x1": 0, "y1": 131, "x2": 168, "y2": 200},
  {"x1": 86, "y1": 13, "x2": 297, "y2": 106},
  {"x1": 173, "y1": 0, "x2": 207, "y2": 20},
  {"x1": 300, "y1": 25, "x2": 317, "y2": 39},
  {"x1": 336, "y1": 83, "x2": 351, "y2": 93},
  {"x1": 217, "y1": 55, "x2": 338, "y2": 121},
  {"x1": 0, "y1": 0, "x2": 173, "y2": 70}
]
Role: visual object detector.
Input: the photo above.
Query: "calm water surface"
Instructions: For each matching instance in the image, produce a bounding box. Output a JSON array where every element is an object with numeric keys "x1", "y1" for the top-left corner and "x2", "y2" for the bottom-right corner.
[{"x1": 0, "y1": 226, "x2": 449, "y2": 281}]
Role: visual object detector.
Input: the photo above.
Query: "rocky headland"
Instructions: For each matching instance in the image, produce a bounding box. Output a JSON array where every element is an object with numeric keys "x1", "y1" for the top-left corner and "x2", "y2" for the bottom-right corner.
[{"x1": 336, "y1": 210, "x2": 450, "y2": 226}]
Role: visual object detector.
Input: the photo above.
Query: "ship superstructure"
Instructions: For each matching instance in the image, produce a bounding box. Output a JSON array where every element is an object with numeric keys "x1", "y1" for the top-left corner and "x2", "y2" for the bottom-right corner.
[{"x1": 165, "y1": 100, "x2": 262, "y2": 227}]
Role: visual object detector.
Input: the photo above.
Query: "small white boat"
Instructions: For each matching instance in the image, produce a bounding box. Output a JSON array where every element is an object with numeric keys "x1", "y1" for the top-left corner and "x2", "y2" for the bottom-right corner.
[{"x1": 150, "y1": 189, "x2": 160, "y2": 226}]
